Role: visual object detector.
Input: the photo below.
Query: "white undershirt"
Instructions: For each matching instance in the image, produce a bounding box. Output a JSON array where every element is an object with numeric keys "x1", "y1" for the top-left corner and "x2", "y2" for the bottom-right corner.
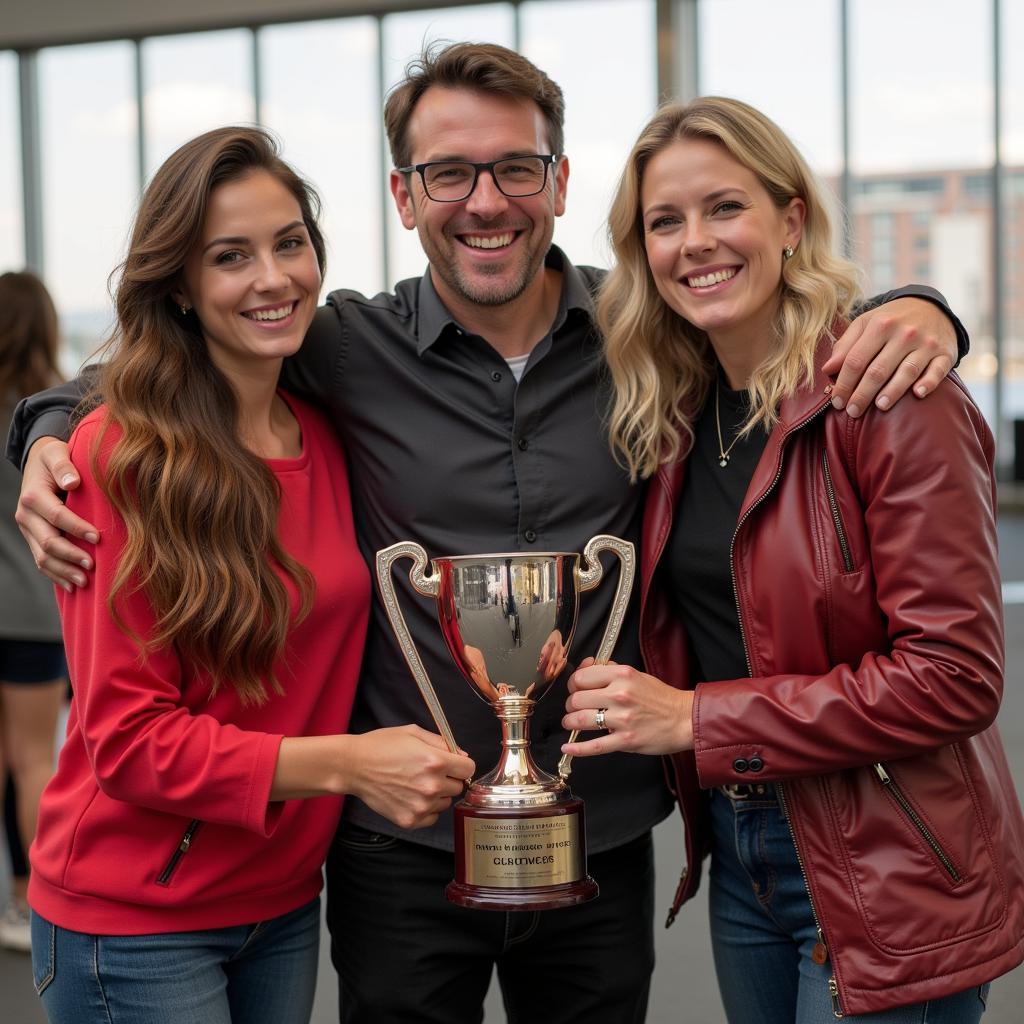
[{"x1": 504, "y1": 353, "x2": 530, "y2": 383}]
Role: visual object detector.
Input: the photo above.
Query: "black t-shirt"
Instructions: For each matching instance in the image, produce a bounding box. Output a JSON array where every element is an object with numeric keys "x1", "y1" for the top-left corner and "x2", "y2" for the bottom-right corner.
[{"x1": 666, "y1": 380, "x2": 768, "y2": 683}]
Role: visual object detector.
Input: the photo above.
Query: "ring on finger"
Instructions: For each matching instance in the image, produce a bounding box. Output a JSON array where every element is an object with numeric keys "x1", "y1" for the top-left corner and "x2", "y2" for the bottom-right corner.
[{"x1": 595, "y1": 708, "x2": 608, "y2": 730}]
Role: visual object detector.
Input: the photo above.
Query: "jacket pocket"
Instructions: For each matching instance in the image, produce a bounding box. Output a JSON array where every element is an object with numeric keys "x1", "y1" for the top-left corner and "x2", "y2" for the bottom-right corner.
[
  {"x1": 823, "y1": 746, "x2": 1004, "y2": 955},
  {"x1": 872, "y1": 763, "x2": 962, "y2": 883},
  {"x1": 155, "y1": 819, "x2": 202, "y2": 887}
]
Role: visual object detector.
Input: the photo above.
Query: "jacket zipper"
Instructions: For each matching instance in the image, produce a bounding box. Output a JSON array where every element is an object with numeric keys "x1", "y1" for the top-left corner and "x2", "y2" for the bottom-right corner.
[
  {"x1": 729, "y1": 400, "x2": 844, "y2": 1018},
  {"x1": 872, "y1": 763, "x2": 961, "y2": 881},
  {"x1": 156, "y1": 819, "x2": 202, "y2": 886},
  {"x1": 820, "y1": 449, "x2": 854, "y2": 572}
]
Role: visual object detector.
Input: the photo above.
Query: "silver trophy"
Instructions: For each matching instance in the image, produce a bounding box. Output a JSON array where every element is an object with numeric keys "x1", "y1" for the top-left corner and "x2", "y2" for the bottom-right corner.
[{"x1": 376, "y1": 536, "x2": 634, "y2": 910}]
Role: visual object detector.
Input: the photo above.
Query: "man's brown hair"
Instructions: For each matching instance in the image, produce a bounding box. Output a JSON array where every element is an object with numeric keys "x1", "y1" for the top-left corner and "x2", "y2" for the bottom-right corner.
[{"x1": 384, "y1": 41, "x2": 565, "y2": 168}]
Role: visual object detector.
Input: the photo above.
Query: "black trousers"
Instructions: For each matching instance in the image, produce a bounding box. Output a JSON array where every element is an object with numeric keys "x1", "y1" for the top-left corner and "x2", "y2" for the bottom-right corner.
[{"x1": 325, "y1": 826, "x2": 656, "y2": 1024}]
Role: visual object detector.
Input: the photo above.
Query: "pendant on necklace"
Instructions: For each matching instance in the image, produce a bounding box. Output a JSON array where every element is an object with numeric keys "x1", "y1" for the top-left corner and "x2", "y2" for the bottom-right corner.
[{"x1": 719, "y1": 456, "x2": 729, "y2": 468}]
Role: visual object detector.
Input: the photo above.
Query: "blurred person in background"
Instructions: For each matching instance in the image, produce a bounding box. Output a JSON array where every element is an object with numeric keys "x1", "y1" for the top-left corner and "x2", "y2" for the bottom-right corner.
[{"x1": 0, "y1": 270, "x2": 66, "y2": 953}]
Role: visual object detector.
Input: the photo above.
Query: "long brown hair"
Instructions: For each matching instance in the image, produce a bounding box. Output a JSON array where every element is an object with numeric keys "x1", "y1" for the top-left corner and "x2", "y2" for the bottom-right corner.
[
  {"x1": 93, "y1": 127, "x2": 326, "y2": 705},
  {"x1": 0, "y1": 271, "x2": 61, "y2": 400}
]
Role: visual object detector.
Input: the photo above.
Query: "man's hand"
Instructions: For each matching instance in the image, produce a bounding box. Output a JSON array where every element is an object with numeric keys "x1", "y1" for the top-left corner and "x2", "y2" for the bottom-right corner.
[
  {"x1": 561, "y1": 658, "x2": 694, "y2": 758},
  {"x1": 822, "y1": 297, "x2": 957, "y2": 417},
  {"x1": 14, "y1": 437, "x2": 98, "y2": 590}
]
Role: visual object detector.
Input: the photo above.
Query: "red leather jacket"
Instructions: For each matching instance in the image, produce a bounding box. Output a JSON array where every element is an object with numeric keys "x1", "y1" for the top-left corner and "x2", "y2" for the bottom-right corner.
[{"x1": 641, "y1": 345, "x2": 1024, "y2": 1016}]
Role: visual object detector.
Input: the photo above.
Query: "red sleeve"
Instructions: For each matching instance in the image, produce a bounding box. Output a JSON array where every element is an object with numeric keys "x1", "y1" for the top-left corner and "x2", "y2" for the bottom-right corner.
[
  {"x1": 692, "y1": 378, "x2": 1003, "y2": 787},
  {"x1": 59, "y1": 414, "x2": 285, "y2": 835}
]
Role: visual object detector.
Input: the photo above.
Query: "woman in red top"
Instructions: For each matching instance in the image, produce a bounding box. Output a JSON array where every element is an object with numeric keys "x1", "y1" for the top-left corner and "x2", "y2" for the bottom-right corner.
[
  {"x1": 29, "y1": 127, "x2": 474, "y2": 1024},
  {"x1": 560, "y1": 98, "x2": 1024, "y2": 1020}
]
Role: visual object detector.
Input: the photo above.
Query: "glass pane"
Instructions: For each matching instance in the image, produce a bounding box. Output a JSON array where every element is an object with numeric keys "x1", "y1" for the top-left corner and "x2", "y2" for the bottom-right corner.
[
  {"x1": 38, "y1": 41, "x2": 137, "y2": 374},
  {"x1": 0, "y1": 52, "x2": 24, "y2": 273},
  {"x1": 521, "y1": 0, "x2": 657, "y2": 270},
  {"x1": 259, "y1": 18, "x2": 383, "y2": 298},
  {"x1": 1002, "y1": 0, "x2": 1024, "y2": 431},
  {"x1": 142, "y1": 30, "x2": 255, "y2": 182},
  {"x1": 382, "y1": 4, "x2": 516, "y2": 285},
  {"x1": 699, "y1": 0, "x2": 842, "y2": 176},
  {"x1": 849, "y1": 0, "x2": 994, "y2": 420}
]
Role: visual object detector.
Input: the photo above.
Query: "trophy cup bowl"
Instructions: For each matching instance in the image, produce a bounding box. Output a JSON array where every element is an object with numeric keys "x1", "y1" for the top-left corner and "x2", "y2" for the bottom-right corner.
[{"x1": 376, "y1": 536, "x2": 634, "y2": 911}]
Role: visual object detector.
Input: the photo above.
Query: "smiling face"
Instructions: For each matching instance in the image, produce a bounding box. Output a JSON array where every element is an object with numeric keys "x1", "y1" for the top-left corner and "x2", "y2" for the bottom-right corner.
[
  {"x1": 390, "y1": 86, "x2": 568, "y2": 314},
  {"x1": 175, "y1": 169, "x2": 321, "y2": 383},
  {"x1": 640, "y1": 137, "x2": 804, "y2": 354}
]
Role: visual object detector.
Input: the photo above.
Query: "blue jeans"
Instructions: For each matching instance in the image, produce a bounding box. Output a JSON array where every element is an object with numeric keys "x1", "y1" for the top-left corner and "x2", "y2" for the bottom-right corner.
[
  {"x1": 708, "y1": 787, "x2": 990, "y2": 1023},
  {"x1": 31, "y1": 897, "x2": 320, "y2": 1024}
]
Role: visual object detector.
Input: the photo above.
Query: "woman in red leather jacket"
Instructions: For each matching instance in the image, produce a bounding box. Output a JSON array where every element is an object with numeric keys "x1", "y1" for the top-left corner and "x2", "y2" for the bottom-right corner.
[{"x1": 560, "y1": 97, "x2": 1024, "y2": 1021}]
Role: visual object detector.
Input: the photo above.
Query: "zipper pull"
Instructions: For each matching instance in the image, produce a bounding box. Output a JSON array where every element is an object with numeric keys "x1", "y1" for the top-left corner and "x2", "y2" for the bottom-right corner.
[
  {"x1": 828, "y1": 977, "x2": 844, "y2": 1018},
  {"x1": 873, "y1": 762, "x2": 891, "y2": 785},
  {"x1": 178, "y1": 834, "x2": 192, "y2": 853},
  {"x1": 812, "y1": 926, "x2": 829, "y2": 965}
]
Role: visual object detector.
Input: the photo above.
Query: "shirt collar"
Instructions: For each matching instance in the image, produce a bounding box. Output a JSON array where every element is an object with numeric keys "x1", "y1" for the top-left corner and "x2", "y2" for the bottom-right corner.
[{"x1": 415, "y1": 245, "x2": 595, "y2": 356}]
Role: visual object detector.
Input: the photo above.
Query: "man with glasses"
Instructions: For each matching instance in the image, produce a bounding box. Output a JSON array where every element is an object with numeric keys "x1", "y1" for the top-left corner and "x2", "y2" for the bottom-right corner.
[{"x1": 9, "y1": 42, "x2": 966, "y2": 1024}]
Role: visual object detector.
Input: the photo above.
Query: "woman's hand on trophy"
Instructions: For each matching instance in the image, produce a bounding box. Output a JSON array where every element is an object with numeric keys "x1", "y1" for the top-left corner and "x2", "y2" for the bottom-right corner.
[
  {"x1": 560, "y1": 659, "x2": 695, "y2": 757},
  {"x1": 344, "y1": 725, "x2": 476, "y2": 830}
]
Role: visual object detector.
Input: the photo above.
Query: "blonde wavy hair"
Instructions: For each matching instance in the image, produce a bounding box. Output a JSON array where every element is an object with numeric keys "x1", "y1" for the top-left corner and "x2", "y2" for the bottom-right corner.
[{"x1": 599, "y1": 97, "x2": 862, "y2": 481}]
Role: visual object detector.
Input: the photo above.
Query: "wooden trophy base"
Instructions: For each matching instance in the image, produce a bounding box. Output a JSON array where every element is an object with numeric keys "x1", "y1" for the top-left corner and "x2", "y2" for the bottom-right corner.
[{"x1": 448, "y1": 794, "x2": 599, "y2": 911}]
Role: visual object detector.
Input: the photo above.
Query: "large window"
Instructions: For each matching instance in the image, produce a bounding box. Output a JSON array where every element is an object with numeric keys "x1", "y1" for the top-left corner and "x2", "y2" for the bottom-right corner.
[
  {"x1": 259, "y1": 18, "x2": 383, "y2": 297},
  {"x1": 0, "y1": 52, "x2": 23, "y2": 274},
  {"x1": 38, "y1": 41, "x2": 137, "y2": 373},
  {"x1": 849, "y1": 0, "x2": 995, "y2": 416},
  {"x1": 141, "y1": 30, "x2": 255, "y2": 182},
  {"x1": 699, "y1": 0, "x2": 842, "y2": 176},
  {"x1": 521, "y1": 0, "x2": 657, "y2": 268},
  {"x1": 7, "y1": 0, "x2": 1018, "y2": 463}
]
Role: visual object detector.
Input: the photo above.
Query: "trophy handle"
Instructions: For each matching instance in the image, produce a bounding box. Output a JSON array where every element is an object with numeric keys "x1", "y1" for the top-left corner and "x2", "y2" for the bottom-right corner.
[
  {"x1": 376, "y1": 542, "x2": 461, "y2": 756},
  {"x1": 558, "y1": 535, "x2": 636, "y2": 779}
]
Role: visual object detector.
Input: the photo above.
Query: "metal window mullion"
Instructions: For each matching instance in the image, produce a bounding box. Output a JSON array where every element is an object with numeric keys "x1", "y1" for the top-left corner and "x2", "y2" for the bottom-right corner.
[
  {"x1": 840, "y1": 0, "x2": 852, "y2": 259},
  {"x1": 18, "y1": 49, "x2": 43, "y2": 273},
  {"x1": 134, "y1": 39, "x2": 146, "y2": 190},
  {"x1": 992, "y1": 0, "x2": 1005, "y2": 475},
  {"x1": 251, "y1": 26, "x2": 262, "y2": 125},
  {"x1": 376, "y1": 13, "x2": 390, "y2": 290},
  {"x1": 657, "y1": 0, "x2": 698, "y2": 103}
]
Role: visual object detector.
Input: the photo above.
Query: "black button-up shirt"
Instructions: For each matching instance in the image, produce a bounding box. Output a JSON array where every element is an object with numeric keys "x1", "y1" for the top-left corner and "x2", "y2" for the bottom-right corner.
[{"x1": 282, "y1": 247, "x2": 673, "y2": 851}]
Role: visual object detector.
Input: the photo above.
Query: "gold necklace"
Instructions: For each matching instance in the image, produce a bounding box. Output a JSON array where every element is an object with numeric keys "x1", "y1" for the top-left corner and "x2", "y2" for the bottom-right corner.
[{"x1": 714, "y1": 383, "x2": 743, "y2": 468}]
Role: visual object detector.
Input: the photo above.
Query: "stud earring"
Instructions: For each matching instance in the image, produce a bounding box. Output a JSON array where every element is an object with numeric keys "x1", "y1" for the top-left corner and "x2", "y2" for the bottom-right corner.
[
  {"x1": 783, "y1": 245, "x2": 794, "y2": 260},
  {"x1": 179, "y1": 304, "x2": 190, "y2": 315}
]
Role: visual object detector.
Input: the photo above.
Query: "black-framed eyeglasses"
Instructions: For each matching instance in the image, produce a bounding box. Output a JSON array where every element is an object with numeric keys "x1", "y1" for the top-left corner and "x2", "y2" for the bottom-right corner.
[{"x1": 397, "y1": 154, "x2": 560, "y2": 202}]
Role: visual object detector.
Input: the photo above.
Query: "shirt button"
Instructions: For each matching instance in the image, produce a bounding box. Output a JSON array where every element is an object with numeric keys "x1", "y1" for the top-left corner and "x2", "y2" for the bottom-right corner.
[
  {"x1": 490, "y1": 370, "x2": 502, "y2": 382},
  {"x1": 517, "y1": 437, "x2": 529, "y2": 450},
  {"x1": 524, "y1": 530, "x2": 537, "y2": 543},
  {"x1": 748, "y1": 756, "x2": 764, "y2": 773},
  {"x1": 732, "y1": 758, "x2": 749, "y2": 774}
]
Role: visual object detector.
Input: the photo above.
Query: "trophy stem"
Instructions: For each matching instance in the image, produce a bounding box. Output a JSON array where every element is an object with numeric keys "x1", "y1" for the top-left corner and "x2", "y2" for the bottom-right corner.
[{"x1": 474, "y1": 696, "x2": 560, "y2": 793}]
